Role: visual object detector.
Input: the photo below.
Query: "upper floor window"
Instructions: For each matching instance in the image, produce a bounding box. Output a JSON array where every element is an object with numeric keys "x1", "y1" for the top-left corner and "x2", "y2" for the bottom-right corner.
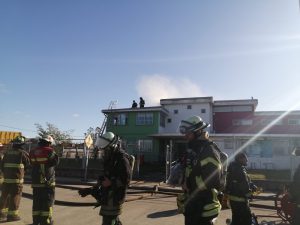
[
  {"x1": 201, "y1": 108, "x2": 206, "y2": 113},
  {"x1": 261, "y1": 119, "x2": 282, "y2": 126},
  {"x1": 113, "y1": 113, "x2": 128, "y2": 126},
  {"x1": 187, "y1": 105, "x2": 192, "y2": 109},
  {"x1": 232, "y1": 119, "x2": 253, "y2": 126},
  {"x1": 288, "y1": 119, "x2": 300, "y2": 125},
  {"x1": 136, "y1": 112, "x2": 153, "y2": 125},
  {"x1": 167, "y1": 118, "x2": 172, "y2": 123},
  {"x1": 174, "y1": 109, "x2": 178, "y2": 114}
]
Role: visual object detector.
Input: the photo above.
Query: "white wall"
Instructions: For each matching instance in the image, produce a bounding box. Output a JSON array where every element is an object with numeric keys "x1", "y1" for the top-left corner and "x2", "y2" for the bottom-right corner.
[{"x1": 162, "y1": 103, "x2": 213, "y2": 133}]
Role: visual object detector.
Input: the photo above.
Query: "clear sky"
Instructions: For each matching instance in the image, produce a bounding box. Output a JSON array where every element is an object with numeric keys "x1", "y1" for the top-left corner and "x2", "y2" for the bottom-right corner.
[{"x1": 1, "y1": 0, "x2": 300, "y2": 139}]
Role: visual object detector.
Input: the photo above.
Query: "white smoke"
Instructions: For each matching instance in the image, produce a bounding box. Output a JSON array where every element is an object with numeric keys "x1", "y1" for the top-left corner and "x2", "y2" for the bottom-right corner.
[{"x1": 136, "y1": 74, "x2": 204, "y2": 106}]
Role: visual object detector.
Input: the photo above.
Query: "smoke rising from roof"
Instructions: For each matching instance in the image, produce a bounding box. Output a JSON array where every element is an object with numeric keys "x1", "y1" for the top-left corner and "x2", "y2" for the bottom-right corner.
[{"x1": 136, "y1": 74, "x2": 204, "y2": 106}]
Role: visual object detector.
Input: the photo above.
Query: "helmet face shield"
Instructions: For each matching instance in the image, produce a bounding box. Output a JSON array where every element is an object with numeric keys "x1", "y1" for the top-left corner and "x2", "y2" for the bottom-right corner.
[
  {"x1": 179, "y1": 116, "x2": 210, "y2": 134},
  {"x1": 95, "y1": 132, "x2": 119, "y2": 149}
]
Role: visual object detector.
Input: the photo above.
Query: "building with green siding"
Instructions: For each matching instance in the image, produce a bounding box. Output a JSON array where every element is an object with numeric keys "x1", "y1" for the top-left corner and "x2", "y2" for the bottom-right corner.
[{"x1": 102, "y1": 106, "x2": 169, "y2": 163}]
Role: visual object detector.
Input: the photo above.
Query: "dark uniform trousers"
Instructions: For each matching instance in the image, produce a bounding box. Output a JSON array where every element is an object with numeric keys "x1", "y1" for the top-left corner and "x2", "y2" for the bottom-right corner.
[
  {"x1": 0, "y1": 183, "x2": 23, "y2": 219},
  {"x1": 229, "y1": 200, "x2": 252, "y2": 225},
  {"x1": 32, "y1": 187, "x2": 55, "y2": 225},
  {"x1": 291, "y1": 204, "x2": 300, "y2": 225},
  {"x1": 184, "y1": 194, "x2": 219, "y2": 225}
]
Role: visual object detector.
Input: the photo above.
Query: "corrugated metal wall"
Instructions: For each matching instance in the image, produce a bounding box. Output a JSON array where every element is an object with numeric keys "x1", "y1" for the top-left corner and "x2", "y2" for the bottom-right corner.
[{"x1": 0, "y1": 131, "x2": 22, "y2": 144}]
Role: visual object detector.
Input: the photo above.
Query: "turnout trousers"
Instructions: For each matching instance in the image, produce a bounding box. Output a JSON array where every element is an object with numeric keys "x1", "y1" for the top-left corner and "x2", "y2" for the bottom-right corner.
[
  {"x1": 184, "y1": 195, "x2": 218, "y2": 225},
  {"x1": 32, "y1": 187, "x2": 55, "y2": 225},
  {"x1": 0, "y1": 183, "x2": 23, "y2": 220},
  {"x1": 229, "y1": 200, "x2": 252, "y2": 225}
]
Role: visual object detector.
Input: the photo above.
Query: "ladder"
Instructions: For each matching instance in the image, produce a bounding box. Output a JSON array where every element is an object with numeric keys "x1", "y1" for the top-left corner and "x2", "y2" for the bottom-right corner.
[{"x1": 98, "y1": 100, "x2": 117, "y2": 136}]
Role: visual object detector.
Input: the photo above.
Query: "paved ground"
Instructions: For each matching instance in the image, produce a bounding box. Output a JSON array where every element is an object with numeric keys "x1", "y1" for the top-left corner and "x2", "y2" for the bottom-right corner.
[{"x1": 5, "y1": 180, "x2": 289, "y2": 225}]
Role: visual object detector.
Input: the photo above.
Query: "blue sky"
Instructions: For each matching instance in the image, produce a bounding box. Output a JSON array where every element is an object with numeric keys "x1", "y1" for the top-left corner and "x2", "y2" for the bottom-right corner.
[{"x1": 1, "y1": 0, "x2": 300, "y2": 139}]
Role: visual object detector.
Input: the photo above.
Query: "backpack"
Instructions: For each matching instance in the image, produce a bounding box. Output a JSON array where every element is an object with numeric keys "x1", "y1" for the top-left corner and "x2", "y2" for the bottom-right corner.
[{"x1": 210, "y1": 141, "x2": 228, "y2": 192}]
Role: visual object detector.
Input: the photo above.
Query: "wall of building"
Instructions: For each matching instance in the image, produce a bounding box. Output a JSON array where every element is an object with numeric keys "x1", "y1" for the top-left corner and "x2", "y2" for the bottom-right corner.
[{"x1": 162, "y1": 103, "x2": 213, "y2": 133}]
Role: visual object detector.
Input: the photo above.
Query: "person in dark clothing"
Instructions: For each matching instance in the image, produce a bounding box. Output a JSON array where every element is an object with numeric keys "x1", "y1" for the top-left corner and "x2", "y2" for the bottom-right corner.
[
  {"x1": 29, "y1": 135, "x2": 59, "y2": 225},
  {"x1": 139, "y1": 97, "x2": 145, "y2": 108},
  {"x1": 225, "y1": 152, "x2": 257, "y2": 225},
  {"x1": 94, "y1": 132, "x2": 131, "y2": 225},
  {"x1": 289, "y1": 147, "x2": 300, "y2": 225},
  {"x1": 179, "y1": 115, "x2": 222, "y2": 225},
  {"x1": 0, "y1": 136, "x2": 30, "y2": 222},
  {"x1": 131, "y1": 100, "x2": 137, "y2": 108}
]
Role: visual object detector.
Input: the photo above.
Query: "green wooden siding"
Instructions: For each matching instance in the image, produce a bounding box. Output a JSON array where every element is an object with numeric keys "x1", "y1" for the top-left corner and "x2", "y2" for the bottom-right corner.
[{"x1": 105, "y1": 111, "x2": 160, "y2": 162}]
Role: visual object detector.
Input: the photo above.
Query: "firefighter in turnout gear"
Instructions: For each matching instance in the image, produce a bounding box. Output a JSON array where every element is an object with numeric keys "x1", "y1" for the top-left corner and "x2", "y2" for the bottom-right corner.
[
  {"x1": 289, "y1": 147, "x2": 300, "y2": 225},
  {"x1": 94, "y1": 132, "x2": 131, "y2": 225},
  {"x1": 179, "y1": 115, "x2": 222, "y2": 225},
  {"x1": 0, "y1": 136, "x2": 30, "y2": 222},
  {"x1": 225, "y1": 152, "x2": 257, "y2": 225},
  {"x1": 29, "y1": 135, "x2": 59, "y2": 225}
]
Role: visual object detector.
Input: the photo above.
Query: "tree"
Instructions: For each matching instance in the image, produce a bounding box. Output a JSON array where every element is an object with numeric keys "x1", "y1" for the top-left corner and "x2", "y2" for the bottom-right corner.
[{"x1": 34, "y1": 122, "x2": 73, "y2": 144}]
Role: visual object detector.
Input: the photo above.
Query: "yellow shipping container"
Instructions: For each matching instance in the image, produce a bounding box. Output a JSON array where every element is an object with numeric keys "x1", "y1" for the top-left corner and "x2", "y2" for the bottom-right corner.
[{"x1": 0, "y1": 131, "x2": 22, "y2": 144}]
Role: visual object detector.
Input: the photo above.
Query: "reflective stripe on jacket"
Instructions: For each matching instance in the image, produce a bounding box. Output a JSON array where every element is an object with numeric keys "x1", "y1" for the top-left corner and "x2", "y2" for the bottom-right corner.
[{"x1": 0, "y1": 148, "x2": 30, "y2": 184}]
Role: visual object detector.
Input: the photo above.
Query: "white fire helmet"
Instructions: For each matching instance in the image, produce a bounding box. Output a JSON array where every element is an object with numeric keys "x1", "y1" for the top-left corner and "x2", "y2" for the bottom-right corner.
[
  {"x1": 95, "y1": 132, "x2": 119, "y2": 149},
  {"x1": 179, "y1": 115, "x2": 210, "y2": 134},
  {"x1": 40, "y1": 135, "x2": 55, "y2": 145}
]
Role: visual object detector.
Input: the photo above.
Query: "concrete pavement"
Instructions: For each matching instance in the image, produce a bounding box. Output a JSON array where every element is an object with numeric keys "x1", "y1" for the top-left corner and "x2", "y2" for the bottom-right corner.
[{"x1": 6, "y1": 181, "x2": 289, "y2": 225}]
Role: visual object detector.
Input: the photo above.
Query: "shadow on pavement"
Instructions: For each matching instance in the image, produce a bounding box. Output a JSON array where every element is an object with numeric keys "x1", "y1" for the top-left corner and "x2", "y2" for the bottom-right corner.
[{"x1": 147, "y1": 209, "x2": 178, "y2": 218}]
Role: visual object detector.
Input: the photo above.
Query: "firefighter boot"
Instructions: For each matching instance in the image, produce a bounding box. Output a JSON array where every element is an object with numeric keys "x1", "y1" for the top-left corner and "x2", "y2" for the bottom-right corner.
[
  {"x1": 0, "y1": 213, "x2": 7, "y2": 222},
  {"x1": 7, "y1": 215, "x2": 21, "y2": 222}
]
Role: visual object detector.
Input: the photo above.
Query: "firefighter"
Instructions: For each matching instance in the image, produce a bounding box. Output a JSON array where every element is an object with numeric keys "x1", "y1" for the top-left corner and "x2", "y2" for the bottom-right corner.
[
  {"x1": 289, "y1": 147, "x2": 300, "y2": 225},
  {"x1": 29, "y1": 135, "x2": 59, "y2": 225},
  {"x1": 0, "y1": 143, "x2": 4, "y2": 189},
  {"x1": 179, "y1": 115, "x2": 222, "y2": 225},
  {"x1": 225, "y1": 152, "x2": 257, "y2": 225},
  {"x1": 94, "y1": 132, "x2": 131, "y2": 225},
  {"x1": 0, "y1": 136, "x2": 30, "y2": 222}
]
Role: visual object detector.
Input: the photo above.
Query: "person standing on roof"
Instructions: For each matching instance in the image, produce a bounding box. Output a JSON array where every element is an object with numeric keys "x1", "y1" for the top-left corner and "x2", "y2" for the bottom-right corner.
[
  {"x1": 131, "y1": 100, "x2": 137, "y2": 108},
  {"x1": 139, "y1": 97, "x2": 145, "y2": 108},
  {"x1": 179, "y1": 115, "x2": 222, "y2": 225},
  {"x1": 29, "y1": 135, "x2": 59, "y2": 225},
  {"x1": 0, "y1": 136, "x2": 30, "y2": 222}
]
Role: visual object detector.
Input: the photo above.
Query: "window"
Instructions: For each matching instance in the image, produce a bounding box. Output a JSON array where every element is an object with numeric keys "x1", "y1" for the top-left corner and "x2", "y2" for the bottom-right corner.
[
  {"x1": 224, "y1": 139, "x2": 233, "y2": 149},
  {"x1": 232, "y1": 119, "x2": 253, "y2": 126},
  {"x1": 138, "y1": 140, "x2": 153, "y2": 152},
  {"x1": 113, "y1": 113, "x2": 128, "y2": 126},
  {"x1": 167, "y1": 118, "x2": 172, "y2": 123},
  {"x1": 136, "y1": 112, "x2": 153, "y2": 125},
  {"x1": 187, "y1": 105, "x2": 192, "y2": 109},
  {"x1": 261, "y1": 119, "x2": 282, "y2": 126},
  {"x1": 288, "y1": 119, "x2": 300, "y2": 125},
  {"x1": 201, "y1": 108, "x2": 206, "y2": 113},
  {"x1": 174, "y1": 109, "x2": 178, "y2": 114}
]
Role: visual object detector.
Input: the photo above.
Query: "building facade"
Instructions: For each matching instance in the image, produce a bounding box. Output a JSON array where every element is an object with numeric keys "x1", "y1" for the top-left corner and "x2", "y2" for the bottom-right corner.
[{"x1": 102, "y1": 97, "x2": 300, "y2": 172}]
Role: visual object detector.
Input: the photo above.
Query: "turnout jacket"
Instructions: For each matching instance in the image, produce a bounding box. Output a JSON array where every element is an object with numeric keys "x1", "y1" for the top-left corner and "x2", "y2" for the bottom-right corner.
[
  {"x1": 0, "y1": 147, "x2": 30, "y2": 185},
  {"x1": 185, "y1": 139, "x2": 222, "y2": 194},
  {"x1": 290, "y1": 165, "x2": 300, "y2": 203},
  {"x1": 225, "y1": 161, "x2": 252, "y2": 200},
  {"x1": 29, "y1": 146, "x2": 59, "y2": 188},
  {"x1": 100, "y1": 148, "x2": 131, "y2": 216},
  {"x1": 184, "y1": 138, "x2": 222, "y2": 218}
]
